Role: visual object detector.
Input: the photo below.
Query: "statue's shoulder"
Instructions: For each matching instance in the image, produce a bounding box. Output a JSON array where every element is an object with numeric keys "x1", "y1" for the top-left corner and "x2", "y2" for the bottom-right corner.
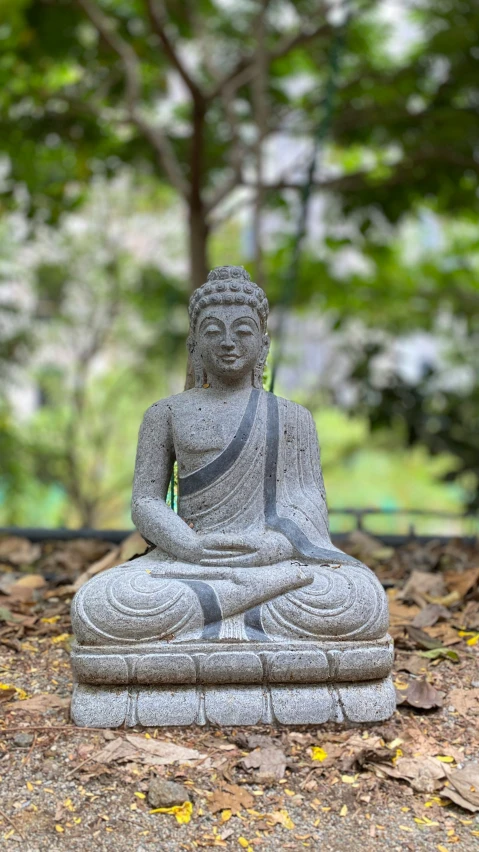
[
  {"x1": 142, "y1": 389, "x2": 200, "y2": 423},
  {"x1": 269, "y1": 392, "x2": 314, "y2": 422}
]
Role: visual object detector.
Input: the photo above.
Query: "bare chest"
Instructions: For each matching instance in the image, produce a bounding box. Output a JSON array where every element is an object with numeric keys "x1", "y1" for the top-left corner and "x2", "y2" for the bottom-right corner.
[{"x1": 171, "y1": 395, "x2": 249, "y2": 474}]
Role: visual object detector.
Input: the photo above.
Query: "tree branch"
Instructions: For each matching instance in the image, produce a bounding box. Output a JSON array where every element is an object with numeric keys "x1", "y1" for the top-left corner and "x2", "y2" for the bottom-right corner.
[
  {"x1": 77, "y1": 0, "x2": 141, "y2": 110},
  {"x1": 205, "y1": 4, "x2": 336, "y2": 210},
  {"x1": 208, "y1": 18, "x2": 332, "y2": 101},
  {"x1": 76, "y1": 0, "x2": 189, "y2": 197},
  {"x1": 146, "y1": 0, "x2": 205, "y2": 104}
]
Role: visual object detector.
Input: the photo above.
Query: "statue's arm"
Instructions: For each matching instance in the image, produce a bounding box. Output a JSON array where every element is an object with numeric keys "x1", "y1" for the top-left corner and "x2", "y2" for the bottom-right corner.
[
  {"x1": 302, "y1": 406, "x2": 330, "y2": 532},
  {"x1": 131, "y1": 401, "x2": 201, "y2": 562}
]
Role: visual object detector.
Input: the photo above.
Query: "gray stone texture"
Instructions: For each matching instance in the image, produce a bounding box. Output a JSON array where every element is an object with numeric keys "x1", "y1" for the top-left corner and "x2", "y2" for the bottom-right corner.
[{"x1": 70, "y1": 266, "x2": 394, "y2": 727}]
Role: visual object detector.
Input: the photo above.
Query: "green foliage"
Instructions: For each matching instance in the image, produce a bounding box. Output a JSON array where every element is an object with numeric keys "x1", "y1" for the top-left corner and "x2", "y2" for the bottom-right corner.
[
  {"x1": 1, "y1": 0, "x2": 479, "y2": 527},
  {"x1": 1, "y1": 0, "x2": 477, "y2": 230},
  {"x1": 307, "y1": 403, "x2": 465, "y2": 535}
]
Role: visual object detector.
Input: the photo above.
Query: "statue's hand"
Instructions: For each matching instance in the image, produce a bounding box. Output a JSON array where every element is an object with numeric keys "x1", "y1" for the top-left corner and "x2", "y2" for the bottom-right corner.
[{"x1": 199, "y1": 530, "x2": 295, "y2": 567}]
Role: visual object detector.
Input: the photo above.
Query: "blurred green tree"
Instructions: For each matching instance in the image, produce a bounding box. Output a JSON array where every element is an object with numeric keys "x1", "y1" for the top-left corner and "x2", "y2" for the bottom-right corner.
[{"x1": 1, "y1": 0, "x2": 478, "y2": 293}]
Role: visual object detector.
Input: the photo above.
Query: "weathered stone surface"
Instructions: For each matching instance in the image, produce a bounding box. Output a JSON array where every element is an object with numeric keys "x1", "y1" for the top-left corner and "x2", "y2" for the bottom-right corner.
[
  {"x1": 70, "y1": 265, "x2": 394, "y2": 727},
  {"x1": 71, "y1": 679, "x2": 396, "y2": 727}
]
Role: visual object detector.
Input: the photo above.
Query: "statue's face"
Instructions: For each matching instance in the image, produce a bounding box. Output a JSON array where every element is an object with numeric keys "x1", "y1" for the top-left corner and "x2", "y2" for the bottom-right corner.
[{"x1": 195, "y1": 304, "x2": 264, "y2": 383}]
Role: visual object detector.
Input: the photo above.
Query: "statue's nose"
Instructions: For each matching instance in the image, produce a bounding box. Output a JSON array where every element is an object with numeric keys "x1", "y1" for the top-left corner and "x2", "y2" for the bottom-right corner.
[{"x1": 221, "y1": 332, "x2": 235, "y2": 349}]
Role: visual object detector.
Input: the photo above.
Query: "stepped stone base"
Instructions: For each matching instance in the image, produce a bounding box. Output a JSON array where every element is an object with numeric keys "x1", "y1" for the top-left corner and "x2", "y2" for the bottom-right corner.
[
  {"x1": 71, "y1": 678, "x2": 396, "y2": 727},
  {"x1": 71, "y1": 637, "x2": 395, "y2": 727}
]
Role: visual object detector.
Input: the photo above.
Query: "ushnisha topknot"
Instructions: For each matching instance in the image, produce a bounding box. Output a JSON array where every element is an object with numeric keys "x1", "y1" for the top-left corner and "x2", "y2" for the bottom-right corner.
[{"x1": 188, "y1": 266, "x2": 269, "y2": 332}]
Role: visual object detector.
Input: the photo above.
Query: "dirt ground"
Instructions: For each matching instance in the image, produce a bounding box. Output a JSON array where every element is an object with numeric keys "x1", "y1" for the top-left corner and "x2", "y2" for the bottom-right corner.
[{"x1": 0, "y1": 531, "x2": 478, "y2": 852}]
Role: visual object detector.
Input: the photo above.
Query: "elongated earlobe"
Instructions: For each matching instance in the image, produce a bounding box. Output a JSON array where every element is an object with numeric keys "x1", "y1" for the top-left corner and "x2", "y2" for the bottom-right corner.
[{"x1": 253, "y1": 335, "x2": 270, "y2": 389}]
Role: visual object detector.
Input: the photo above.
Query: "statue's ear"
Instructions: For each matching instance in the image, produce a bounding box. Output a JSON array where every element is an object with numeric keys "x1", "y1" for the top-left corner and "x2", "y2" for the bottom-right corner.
[
  {"x1": 185, "y1": 335, "x2": 204, "y2": 389},
  {"x1": 253, "y1": 334, "x2": 270, "y2": 389}
]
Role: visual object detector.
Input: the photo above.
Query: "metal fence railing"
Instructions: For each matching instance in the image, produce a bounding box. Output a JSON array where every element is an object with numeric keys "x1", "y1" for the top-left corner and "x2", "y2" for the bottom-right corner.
[
  {"x1": 328, "y1": 508, "x2": 479, "y2": 540},
  {"x1": 0, "y1": 509, "x2": 478, "y2": 545}
]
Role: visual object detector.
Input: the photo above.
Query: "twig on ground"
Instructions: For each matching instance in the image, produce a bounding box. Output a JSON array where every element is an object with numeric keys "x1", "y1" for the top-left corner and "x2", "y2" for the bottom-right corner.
[{"x1": 0, "y1": 807, "x2": 25, "y2": 840}]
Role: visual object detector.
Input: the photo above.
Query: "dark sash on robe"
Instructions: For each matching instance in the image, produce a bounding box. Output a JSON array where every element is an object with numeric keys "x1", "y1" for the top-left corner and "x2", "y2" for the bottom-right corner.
[{"x1": 179, "y1": 388, "x2": 359, "y2": 567}]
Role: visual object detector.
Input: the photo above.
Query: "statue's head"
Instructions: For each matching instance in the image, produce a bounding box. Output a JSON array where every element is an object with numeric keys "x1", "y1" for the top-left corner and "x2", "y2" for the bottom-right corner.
[{"x1": 187, "y1": 266, "x2": 269, "y2": 388}]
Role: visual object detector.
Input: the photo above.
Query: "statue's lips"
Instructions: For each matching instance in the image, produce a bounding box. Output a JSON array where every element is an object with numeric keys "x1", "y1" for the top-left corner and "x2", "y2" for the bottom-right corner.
[{"x1": 219, "y1": 354, "x2": 240, "y2": 363}]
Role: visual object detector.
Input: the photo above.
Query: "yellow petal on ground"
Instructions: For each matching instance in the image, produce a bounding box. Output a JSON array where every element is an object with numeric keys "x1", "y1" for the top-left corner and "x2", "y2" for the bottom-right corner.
[
  {"x1": 0, "y1": 683, "x2": 29, "y2": 700},
  {"x1": 436, "y1": 756, "x2": 455, "y2": 763},
  {"x1": 466, "y1": 634, "x2": 479, "y2": 646},
  {"x1": 437, "y1": 846, "x2": 449, "y2": 852},
  {"x1": 134, "y1": 792, "x2": 146, "y2": 799},
  {"x1": 51, "y1": 633, "x2": 71, "y2": 644},
  {"x1": 340, "y1": 805, "x2": 348, "y2": 817},
  {"x1": 238, "y1": 839, "x2": 252, "y2": 851},
  {"x1": 26, "y1": 781, "x2": 34, "y2": 792},
  {"x1": 41, "y1": 616, "x2": 61, "y2": 624},
  {"x1": 311, "y1": 747, "x2": 328, "y2": 761},
  {"x1": 149, "y1": 801, "x2": 193, "y2": 824},
  {"x1": 221, "y1": 809, "x2": 232, "y2": 823},
  {"x1": 55, "y1": 825, "x2": 64, "y2": 833},
  {"x1": 273, "y1": 809, "x2": 294, "y2": 829}
]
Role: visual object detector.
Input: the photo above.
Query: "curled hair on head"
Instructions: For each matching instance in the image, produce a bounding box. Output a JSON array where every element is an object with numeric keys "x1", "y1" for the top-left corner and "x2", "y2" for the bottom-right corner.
[{"x1": 188, "y1": 266, "x2": 269, "y2": 332}]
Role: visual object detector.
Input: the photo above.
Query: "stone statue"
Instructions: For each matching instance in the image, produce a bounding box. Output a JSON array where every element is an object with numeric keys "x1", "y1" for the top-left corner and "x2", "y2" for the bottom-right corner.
[{"x1": 71, "y1": 266, "x2": 394, "y2": 727}]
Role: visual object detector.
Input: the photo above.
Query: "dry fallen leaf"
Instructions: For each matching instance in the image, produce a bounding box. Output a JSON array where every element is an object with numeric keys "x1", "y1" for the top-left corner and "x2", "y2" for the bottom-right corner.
[
  {"x1": 448, "y1": 688, "x2": 479, "y2": 718},
  {"x1": 441, "y1": 763, "x2": 479, "y2": 812},
  {"x1": 6, "y1": 694, "x2": 70, "y2": 713},
  {"x1": 339, "y1": 734, "x2": 391, "y2": 771},
  {"x1": 0, "y1": 685, "x2": 17, "y2": 703},
  {"x1": 396, "y1": 678, "x2": 444, "y2": 710},
  {"x1": 395, "y1": 655, "x2": 428, "y2": 675},
  {"x1": 240, "y1": 746, "x2": 287, "y2": 781},
  {"x1": 411, "y1": 604, "x2": 451, "y2": 628},
  {"x1": 365, "y1": 756, "x2": 446, "y2": 793},
  {"x1": 93, "y1": 734, "x2": 204, "y2": 766},
  {"x1": 8, "y1": 574, "x2": 47, "y2": 602},
  {"x1": 405, "y1": 625, "x2": 444, "y2": 650},
  {"x1": 209, "y1": 784, "x2": 254, "y2": 815},
  {"x1": 395, "y1": 757, "x2": 446, "y2": 793},
  {"x1": 0, "y1": 536, "x2": 41, "y2": 566},
  {"x1": 444, "y1": 566, "x2": 479, "y2": 600},
  {"x1": 400, "y1": 571, "x2": 448, "y2": 607}
]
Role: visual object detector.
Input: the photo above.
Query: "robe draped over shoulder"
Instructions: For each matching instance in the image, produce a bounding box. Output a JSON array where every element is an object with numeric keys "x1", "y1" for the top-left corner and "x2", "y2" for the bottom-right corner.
[
  {"x1": 178, "y1": 388, "x2": 356, "y2": 566},
  {"x1": 71, "y1": 389, "x2": 389, "y2": 645}
]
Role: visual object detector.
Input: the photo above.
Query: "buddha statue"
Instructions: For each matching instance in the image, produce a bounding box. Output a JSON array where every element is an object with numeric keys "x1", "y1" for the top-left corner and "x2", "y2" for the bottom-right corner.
[{"x1": 71, "y1": 266, "x2": 394, "y2": 727}]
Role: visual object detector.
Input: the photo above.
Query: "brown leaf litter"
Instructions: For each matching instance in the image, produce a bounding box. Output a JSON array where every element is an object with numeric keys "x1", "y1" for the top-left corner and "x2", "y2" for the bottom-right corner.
[{"x1": 0, "y1": 531, "x2": 478, "y2": 849}]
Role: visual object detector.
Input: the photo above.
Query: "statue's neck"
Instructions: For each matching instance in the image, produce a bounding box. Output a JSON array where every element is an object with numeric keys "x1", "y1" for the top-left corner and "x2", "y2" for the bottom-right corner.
[{"x1": 203, "y1": 375, "x2": 254, "y2": 392}]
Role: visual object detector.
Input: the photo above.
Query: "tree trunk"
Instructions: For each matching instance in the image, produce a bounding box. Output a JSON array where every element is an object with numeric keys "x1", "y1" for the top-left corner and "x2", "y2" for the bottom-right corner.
[
  {"x1": 188, "y1": 202, "x2": 209, "y2": 291},
  {"x1": 252, "y1": 0, "x2": 268, "y2": 288},
  {"x1": 188, "y1": 98, "x2": 209, "y2": 292}
]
